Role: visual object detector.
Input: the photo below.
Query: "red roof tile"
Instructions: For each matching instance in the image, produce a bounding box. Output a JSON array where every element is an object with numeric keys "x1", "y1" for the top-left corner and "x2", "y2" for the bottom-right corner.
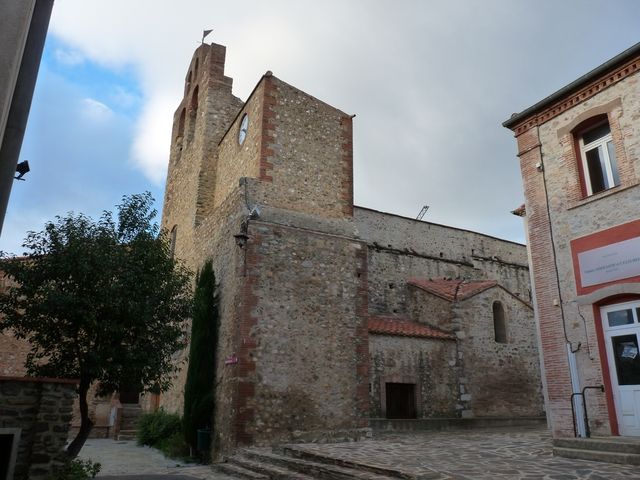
[
  {"x1": 368, "y1": 316, "x2": 456, "y2": 340},
  {"x1": 408, "y1": 278, "x2": 498, "y2": 302}
]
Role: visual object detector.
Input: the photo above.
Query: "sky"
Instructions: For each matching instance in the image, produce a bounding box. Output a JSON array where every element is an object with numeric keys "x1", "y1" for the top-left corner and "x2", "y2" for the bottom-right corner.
[{"x1": 2, "y1": 0, "x2": 640, "y2": 255}]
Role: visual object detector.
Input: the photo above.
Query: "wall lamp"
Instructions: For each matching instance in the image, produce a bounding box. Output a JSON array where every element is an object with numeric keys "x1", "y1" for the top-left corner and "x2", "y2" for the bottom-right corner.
[
  {"x1": 15, "y1": 161, "x2": 30, "y2": 181},
  {"x1": 233, "y1": 232, "x2": 249, "y2": 248}
]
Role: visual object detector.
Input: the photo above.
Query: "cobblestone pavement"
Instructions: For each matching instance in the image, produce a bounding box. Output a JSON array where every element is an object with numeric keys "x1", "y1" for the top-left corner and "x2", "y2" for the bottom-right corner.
[
  {"x1": 80, "y1": 427, "x2": 640, "y2": 479},
  {"x1": 292, "y1": 426, "x2": 640, "y2": 480},
  {"x1": 78, "y1": 439, "x2": 235, "y2": 479}
]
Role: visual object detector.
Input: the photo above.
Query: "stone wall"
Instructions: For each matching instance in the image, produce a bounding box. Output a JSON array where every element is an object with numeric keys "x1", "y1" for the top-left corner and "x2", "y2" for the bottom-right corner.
[
  {"x1": 453, "y1": 289, "x2": 543, "y2": 418},
  {"x1": 369, "y1": 335, "x2": 458, "y2": 418},
  {"x1": 407, "y1": 287, "x2": 455, "y2": 330},
  {"x1": 214, "y1": 82, "x2": 263, "y2": 209},
  {"x1": 258, "y1": 77, "x2": 353, "y2": 219},
  {"x1": 0, "y1": 376, "x2": 76, "y2": 480},
  {"x1": 0, "y1": 330, "x2": 28, "y2": 377},
  {"x1": 355, "y1": 207, "x2": 531, "y2": 316},
  {"x1": 231, "y1": 217, "x2": 368, "y2": 447},
  {"x1": 0, "y1": 272, "x2": 29, "y2": 377}
]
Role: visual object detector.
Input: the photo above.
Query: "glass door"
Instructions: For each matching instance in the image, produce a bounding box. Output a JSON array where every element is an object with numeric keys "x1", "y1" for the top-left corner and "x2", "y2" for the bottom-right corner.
[{"x1": 601, "y1": 301, "x2": 640, "y2": 436}]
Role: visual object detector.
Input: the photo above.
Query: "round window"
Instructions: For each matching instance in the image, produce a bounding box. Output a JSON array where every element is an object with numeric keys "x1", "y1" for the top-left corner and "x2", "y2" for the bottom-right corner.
[{"x1": 238, "y1": 114, "x2": 249, "y2": 145}]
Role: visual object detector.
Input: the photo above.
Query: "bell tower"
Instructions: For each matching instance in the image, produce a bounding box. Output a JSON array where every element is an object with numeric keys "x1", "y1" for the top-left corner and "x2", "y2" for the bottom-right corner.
[{"x1": 161, "y1": 43, "x2": 243, "y2": 268}]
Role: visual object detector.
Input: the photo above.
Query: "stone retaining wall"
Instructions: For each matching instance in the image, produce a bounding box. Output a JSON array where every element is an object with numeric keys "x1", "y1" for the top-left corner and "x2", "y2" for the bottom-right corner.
[{"x1": 0, "y1": 376, "x2": 76, "y2": 480}]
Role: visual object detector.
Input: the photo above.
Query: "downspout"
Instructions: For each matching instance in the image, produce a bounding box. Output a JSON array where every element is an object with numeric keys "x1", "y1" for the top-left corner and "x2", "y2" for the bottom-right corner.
[{"x1": 536, "y1": 125, "x2": 586, "y2": 437}]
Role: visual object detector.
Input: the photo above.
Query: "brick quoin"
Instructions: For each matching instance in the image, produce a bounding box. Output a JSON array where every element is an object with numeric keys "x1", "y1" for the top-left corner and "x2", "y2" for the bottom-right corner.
[
  {"x1": 233, "y1": 229, "x2": 261, "y2": 447},
  {"x1": 516, "y1": 126, "x2": 573, "y2": 436},
  {"x1": 259, "y1": 75, "x2": 276, "y2": 182}
]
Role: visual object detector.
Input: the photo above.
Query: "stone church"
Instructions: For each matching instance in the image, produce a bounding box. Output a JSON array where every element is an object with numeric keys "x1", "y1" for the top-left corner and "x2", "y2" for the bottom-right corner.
[{"x1": 158, "y1": 41, "x2": 544, "y2": 457}]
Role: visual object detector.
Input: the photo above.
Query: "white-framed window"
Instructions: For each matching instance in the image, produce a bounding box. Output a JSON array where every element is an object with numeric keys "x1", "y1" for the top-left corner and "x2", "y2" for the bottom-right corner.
[{"x1": 579, "y1": 120, "x2": 620, "y2": 196}]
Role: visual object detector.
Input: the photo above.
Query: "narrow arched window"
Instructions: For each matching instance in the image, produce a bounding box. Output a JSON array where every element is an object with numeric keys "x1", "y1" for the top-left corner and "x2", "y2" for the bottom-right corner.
[
  {"x1": 190, "y1": 86, "x2": 199, "y2": 114},
  {"x1": 187, "y1": 86, "x2": 199, "y2": 140},
  {"x1": 493, "y1": 301, "x2": 507, "y2": 343},
  {"x1": 177, "y1": 108, "x2": 186, "y2": 138},
  {"x1": 186, "y1": 70, "x2": 192, "y2": 94},
  {"x1": 195, "y1": 57, "x2": 199, "y2": 77}
]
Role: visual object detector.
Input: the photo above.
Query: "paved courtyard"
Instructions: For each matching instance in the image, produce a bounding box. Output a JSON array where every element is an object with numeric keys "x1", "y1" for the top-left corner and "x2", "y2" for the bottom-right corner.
[
  {"x1": 292, "y1": 426, "x2": 640, "y2": 479},
  {"x1": 79, "y1": 427, "x2": 640, "y2": 479},
  {"x1": 78, "y1": 438, "x2": 234, "y2": 479}
]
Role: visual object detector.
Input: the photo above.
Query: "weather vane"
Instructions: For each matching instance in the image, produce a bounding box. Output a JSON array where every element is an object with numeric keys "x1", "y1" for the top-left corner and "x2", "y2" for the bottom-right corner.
[{"x1": 202, "y1": 29, "x2": 213, "y2": 44}]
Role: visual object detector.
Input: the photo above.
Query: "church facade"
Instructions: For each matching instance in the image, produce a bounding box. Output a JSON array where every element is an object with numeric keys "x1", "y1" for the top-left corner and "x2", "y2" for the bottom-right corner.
[{"x1": 160, "y1": 42, "x2": 544, "y2": 457}]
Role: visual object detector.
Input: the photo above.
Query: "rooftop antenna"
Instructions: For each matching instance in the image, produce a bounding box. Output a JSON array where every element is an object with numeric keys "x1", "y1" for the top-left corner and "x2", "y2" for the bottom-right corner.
[
  {"x1": 416, "y1": 205, "x2": 429, "y2": 221},
  {"x1": 202, "y1": 29, "x2": 213, "y2": 44}
]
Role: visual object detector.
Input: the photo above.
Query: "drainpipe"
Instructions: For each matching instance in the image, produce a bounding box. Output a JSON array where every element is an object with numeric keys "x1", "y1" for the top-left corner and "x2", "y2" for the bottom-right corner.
[
  {"x1": 567, "y1": 345, "x2": 586, "y2": 437},
  {"x1": 536, "y1": 128, "x2": 586, "y2": 437}
]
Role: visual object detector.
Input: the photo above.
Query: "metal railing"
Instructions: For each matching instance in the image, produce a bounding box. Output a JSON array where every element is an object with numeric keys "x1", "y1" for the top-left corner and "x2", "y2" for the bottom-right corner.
[{"x1": 570, "y1": 385, "x2": 605, "y2": 438}]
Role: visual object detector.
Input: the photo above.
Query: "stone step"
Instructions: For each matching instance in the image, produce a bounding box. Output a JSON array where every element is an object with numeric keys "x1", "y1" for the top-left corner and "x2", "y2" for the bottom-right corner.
[
  {"x1": 553, "y1": 446, "x2": 640, "y2": 465},
  {"x1": 281, "y1": 445, "x2": 440, "y2": 479},
  {"x1": 228, "y1": 455, "x2": 316, "y2": 479},
  {"x1": 121, "y1": 405, "x2": 142, "y2": 412},
  {"x1": 214, "y1": 461, "x2": 269, "y2": 479},
  {"x1": 116, "y1": 429, "x2": 138, "y2": 441},
  {"x1": 553, "y1": 437, "x2": 640, "y2": 455},
  {"x1": 241, "y1": 449, "x2": 422, "y2": 480}
]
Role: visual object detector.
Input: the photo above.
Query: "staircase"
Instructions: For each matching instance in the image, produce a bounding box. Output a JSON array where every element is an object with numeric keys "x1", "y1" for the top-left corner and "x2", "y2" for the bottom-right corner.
[
  {"x1": 553, "y1": 437, "x2": 640, "y2": 465},
  {"x1": 215, "y1": 445, "x2": 441, "y2": 479},
  {"x1": 116, "y1": 404, "x2": 143, "y2": 441}
]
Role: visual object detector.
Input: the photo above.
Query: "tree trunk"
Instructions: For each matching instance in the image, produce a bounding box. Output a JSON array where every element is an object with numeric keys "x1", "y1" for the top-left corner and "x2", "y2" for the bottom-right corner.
[{"x1": 66, "y1": 377, "x2": 93, "y2": 458}]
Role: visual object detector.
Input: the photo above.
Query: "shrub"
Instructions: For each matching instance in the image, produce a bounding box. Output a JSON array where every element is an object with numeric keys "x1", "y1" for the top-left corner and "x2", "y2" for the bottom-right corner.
[
  {"x1": 49, "y1": 459, "x2": 101, "y2": 480},
  {"x1": 156, "y1": 431, "x2": 190, "y2": 458},
  {"x1": 137, "y1": 409, "x2": 182, "y2": 447}
]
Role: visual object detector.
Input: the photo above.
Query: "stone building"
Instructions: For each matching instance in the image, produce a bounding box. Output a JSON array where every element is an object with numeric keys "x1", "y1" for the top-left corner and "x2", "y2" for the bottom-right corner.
[
  {"x1": 159, "y1": 41, "x2": 543, "y2": 457},
  {"x1": 504, "y1": 42, "x2": 640, "y2": 442}
]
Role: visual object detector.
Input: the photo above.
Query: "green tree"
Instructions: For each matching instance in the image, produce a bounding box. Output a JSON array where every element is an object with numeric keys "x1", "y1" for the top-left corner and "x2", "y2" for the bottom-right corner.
[
  {"x1": 183, "y1": 259, "x2": 218, "y2": 453},
  {"x1": 0, "y1": 193, "x2": 192, "y2": 458}
]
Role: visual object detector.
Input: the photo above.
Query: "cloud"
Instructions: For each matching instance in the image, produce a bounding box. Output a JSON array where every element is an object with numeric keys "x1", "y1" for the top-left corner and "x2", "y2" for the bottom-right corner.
[
  {"x1": 80, "y1": 98, "x2": 114, "y2": 122},
  {"x1": 0, "y1": 65, "x2": 163, "y2": 255},
  {"x1": 130, "y1": 95, "x2": 174, "y2": 184},
  {"x1": 21, "y1": 0, "x2": 640, "y2": 246},
  {"x1": 109, "y1": 85, "x2": 140, "y2": 110},
  {"x1": 54, "y1": 47, "x2": 85, "y2": 66}
]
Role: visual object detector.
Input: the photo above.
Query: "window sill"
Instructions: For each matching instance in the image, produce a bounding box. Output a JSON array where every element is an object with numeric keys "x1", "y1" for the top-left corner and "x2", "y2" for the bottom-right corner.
[{"x1": 567, "y1": 182, "x2": 640, "y2": 211}]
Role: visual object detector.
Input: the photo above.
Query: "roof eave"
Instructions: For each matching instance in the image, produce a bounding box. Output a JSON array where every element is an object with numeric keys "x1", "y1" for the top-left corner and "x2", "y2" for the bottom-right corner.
[{"x1": 503, "y1": 41, "x2": 640, "y2": 130}]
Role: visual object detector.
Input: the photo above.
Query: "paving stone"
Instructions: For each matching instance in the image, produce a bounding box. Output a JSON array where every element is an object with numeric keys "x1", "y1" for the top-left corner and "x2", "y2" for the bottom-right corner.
[
  {"x1": 80, "y1": 427, "x2": 640, "y2": 479},
  {"x1": 77, "y1": 439, "x2": 235, "y2": 479},
  {"x1": 283, "y1": 427, "x2": 640, "y2": 480}
]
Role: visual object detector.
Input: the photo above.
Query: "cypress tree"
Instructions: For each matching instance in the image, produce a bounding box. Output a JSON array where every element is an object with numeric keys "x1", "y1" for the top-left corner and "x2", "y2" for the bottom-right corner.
[{"x1": 183, "y1": 260, "x2": 218, "y2": 452}]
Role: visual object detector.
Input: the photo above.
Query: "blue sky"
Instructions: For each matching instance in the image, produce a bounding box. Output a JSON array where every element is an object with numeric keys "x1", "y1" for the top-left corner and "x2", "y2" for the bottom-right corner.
[
  {"x1": 3, "y1": 36, "x2": 161, "y2": 254},
  {"x1": 2, "y1": 0, "x2": 640, "y2": 254}
]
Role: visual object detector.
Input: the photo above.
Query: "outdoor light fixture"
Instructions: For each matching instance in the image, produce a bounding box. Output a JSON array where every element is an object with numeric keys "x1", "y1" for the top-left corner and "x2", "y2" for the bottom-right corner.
[{"x1": 15, "y1": 160, "x2": 30, "y2": 181}]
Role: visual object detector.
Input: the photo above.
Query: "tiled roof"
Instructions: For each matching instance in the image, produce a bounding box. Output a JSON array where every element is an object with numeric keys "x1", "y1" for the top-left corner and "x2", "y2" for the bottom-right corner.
[
  {"x1": 408, "y1": 278, "x2": 498, "y2": 302},
  {"x1": 368, "y1": 316, "x2": 456, "y2": 340}
]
